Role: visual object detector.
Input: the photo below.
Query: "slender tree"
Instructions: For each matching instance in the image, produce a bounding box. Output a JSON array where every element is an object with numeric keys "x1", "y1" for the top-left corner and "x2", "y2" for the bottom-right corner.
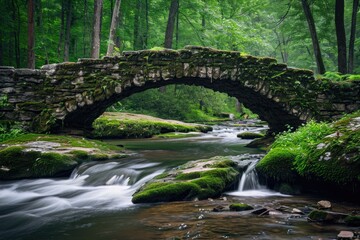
[
  {"x1": 348, "y1": 0, "x2": 359, "y2": 73},
  {"x1": 91, "y1": 0, "x2": 103, "y2": 58},
  {"x1": 107, "y1": 0, "x2": 121, "y2": 56},
  {"x1": 164, "y1": 0, "x2": 179, "y2": 48},
  {"x1": 133, "y1": 0, "x2": 142, "y2": 50},
  {"x1": 335, "y1": 0, "x2": 347, "y2": 73},
  {"x1": 12, "y1": 0, "x2": 21, "y2": 67},
  {"x1": 64, "y1": 0, "x2": 72, "y2": 61},
  {"x1": 301, "y1": 0, "x2": 325, "y2": 74},
  {"x1": 27, "y1": 0, "x2": 35, "y2": 69},
  {"x1": 58, "y1": 0, "x2": 65, "y2": 59}
]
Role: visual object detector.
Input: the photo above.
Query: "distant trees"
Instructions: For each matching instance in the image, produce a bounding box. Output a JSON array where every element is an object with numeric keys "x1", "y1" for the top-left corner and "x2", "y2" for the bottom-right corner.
[{"x1": 0, "y1": 0, "x2": 358, "y2": 73}]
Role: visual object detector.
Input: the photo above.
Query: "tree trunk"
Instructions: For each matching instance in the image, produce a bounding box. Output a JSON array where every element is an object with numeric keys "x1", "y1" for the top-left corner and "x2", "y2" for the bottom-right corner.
[
  {"x1": 133, "y1": 0, "x2": 142, "y2": 50},
  {"x1": 91, "y1": 0, "x2": 103, "y2": 58},
  {"x1": 335, "y1": 0, "x2": 347, "y2": 74},
  {"x1": 58, "y1": 0, "x2": 65, "y2": 60},
  {"x1": 145, "y1": 0, "x2": 149, "y2": 48},
  {"x1": 348, "y1": 0, "x2": 359, "y2": 73},
  {"x1": 64, "y1": 0, "x2": 72, "y2": 61},
  {"x1": 12, "y1": 0, "x2": 21, "y2": 67},
  {"x1": 0, "y1": 29, "x2": 3, "y2": 66},
  {"x1": 164, "y1": 0, "x2": 179, "y2": 48},
  {"x1": 27, "y1": 0, "x2": 35, "y2": 69},
  {"x1": 301, "y1": 0, "x2": 325, "y2": 74},
  {"x1": 106, "y1": 0, "x2": 121, "y2": 56}
]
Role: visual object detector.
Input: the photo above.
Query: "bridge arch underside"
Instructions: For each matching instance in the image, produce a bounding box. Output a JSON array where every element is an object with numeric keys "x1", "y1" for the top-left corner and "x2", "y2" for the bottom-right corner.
[{"x1": 60, "y1": 77, "x2": 305, "y2": 134}]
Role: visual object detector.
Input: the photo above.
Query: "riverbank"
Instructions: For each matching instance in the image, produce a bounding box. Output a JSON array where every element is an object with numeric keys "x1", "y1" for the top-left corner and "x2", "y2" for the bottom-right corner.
[
  {"x1": 0, "y1": 134, "x2": 126, "y2": 180},
  {"x1": 256, "y1": 111, "x2": 360, "y2": 198}
]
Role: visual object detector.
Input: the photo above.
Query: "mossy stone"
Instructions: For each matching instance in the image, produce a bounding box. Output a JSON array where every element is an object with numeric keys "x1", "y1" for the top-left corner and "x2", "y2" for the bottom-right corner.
[
  {"x1": 308, "y1": 210, "x2": 328, "y2": 222},
  {"x1": 256, "y1": 148, "x2": 298, "y2": 183},
  {"x1": 132, "y1": 158, "x2": 239, "y2": 203},
  {"x1": 229, "y1": 203, "x2": 254, "y2": 211}
]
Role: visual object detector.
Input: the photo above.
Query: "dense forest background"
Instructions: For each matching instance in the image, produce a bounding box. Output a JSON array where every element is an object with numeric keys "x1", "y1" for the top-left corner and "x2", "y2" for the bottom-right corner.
[{"x1": 0, "y1": 0, "x2": 359, "y2": 121}]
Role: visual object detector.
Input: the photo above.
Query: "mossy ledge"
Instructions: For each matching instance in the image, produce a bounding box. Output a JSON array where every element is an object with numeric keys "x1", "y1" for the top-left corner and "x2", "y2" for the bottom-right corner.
[
  {"x1": 256, "y1": 111, "x2": 360, "y2": 197},
  {"x1": 91, "y1": 112, "x2": 212, "y2": 139},
  {"x1": 0, "y1": 134, "x2": 126, "y2": 180},
  {"x1": 132, "y1": 156, "x2": 239, "y2": 203}
]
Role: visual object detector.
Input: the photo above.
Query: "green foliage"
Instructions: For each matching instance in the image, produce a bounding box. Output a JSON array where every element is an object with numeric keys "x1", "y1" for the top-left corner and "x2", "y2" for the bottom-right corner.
[
  {"x1": 0, "y1": 95, "x2": 9, "y2": 107},
  {"x1": 229, "y1": 203, "x2": 254, "y2": 211},
  {"x1": 0, "y1": 122, "x2": 24, "y2": 142},
  {"x1": 115, "y1": 85, "x2": 246, "y2": 122},
  {"x1": 237, "y1": 132, "x2": 264, "y2": 139}
]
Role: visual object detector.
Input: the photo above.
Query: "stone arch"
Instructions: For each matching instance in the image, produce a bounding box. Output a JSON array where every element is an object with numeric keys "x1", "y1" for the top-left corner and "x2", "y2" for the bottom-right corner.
[{"x1": 1, "y1": 46, "x2": 358, "y2": 134}]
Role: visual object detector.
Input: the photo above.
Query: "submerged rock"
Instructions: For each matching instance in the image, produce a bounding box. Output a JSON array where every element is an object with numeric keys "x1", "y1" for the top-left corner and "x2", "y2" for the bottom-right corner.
[
  {"x1": 132, "y1": 156, "x2": 239, "y2": 203},
  {"x1": 337, "y1": 231, "x2": 354, "y2": 239},
  {"x1": 237, "y1": 132, "x2": 264, "y2": 139},
  {"x1": 317, "y1": 200, "x2": 332, "y2": 210},
  {"x1": 307, "y1": 210, "x2": 348, "y2": 223}
]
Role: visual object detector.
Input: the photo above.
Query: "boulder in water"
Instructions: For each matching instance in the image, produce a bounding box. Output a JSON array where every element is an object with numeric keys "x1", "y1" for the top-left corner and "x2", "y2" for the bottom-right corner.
[
  {"x1": 337, "y1": 231, "x2": 354, "y2": 239},
  {"x1": 132, "y1": 156, "x2": 239, "y2": 203}
]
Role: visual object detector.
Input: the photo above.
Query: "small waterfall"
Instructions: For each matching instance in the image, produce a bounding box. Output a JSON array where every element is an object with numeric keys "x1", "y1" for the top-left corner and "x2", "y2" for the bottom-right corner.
[{"x1": 238, "y1": 160, "x2": 261, "y2": 191}]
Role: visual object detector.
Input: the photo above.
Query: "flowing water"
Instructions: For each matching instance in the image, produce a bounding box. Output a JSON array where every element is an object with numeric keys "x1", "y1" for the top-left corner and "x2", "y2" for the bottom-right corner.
[{"x1": 0, "y1": 122, "x2": 359, "y2": 239}]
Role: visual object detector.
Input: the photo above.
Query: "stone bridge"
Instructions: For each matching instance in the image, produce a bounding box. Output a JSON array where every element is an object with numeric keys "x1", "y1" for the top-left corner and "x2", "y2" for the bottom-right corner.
[{"x1": 0, "y1": 46, "x2": 359, "y2": 133}]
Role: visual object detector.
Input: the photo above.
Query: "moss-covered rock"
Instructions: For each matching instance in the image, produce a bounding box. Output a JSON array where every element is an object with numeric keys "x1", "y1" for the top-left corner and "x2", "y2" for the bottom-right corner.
[
  {"x1": 91, "y1": 112, "x2": 212, "y2": 139},
  {"x1": 0, "y1": 134, "x2": 126, "y2": 180},
  {"x1": 132, "y1": 156, "x2": 239, "y2": 203},
  {"x1": 257, "y1": 111, "x2": 360, "y2": 196},
  {"x1": 256, "y1": 148, "x2": 299, "y2": 183},
  {"x1": 237, "y1": 132, "x2": 265, "y2": 139},
  {"x1": 229, "y1": 203, "x2": 254, "y2": 211}
]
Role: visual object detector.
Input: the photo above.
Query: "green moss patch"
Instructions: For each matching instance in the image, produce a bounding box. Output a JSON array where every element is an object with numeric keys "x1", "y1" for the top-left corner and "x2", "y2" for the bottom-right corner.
[
  {"x1": 0, "y1": 134, "x2": 126, "y2": 180},
  {"x1": 91, "y1": 112, "x2": 212, "y2": 139},
  {"x1": 256, "y1": 148, "x2": 299, "y2": 183},
  {"x1": 237, "y1": 132, "x2": 264, "y2": 139},
  {"x1": 132, "y1": 157, "x2": 239, "y2": 203},
  {"x1": 229, "y1": 203, "x2": 254, "y2": 211}
]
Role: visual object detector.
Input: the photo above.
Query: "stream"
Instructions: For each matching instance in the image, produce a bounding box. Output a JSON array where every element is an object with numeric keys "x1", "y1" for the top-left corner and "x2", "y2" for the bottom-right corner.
[{"x1": 0, "y1": 122, "x2": 359, "y2": 239}]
